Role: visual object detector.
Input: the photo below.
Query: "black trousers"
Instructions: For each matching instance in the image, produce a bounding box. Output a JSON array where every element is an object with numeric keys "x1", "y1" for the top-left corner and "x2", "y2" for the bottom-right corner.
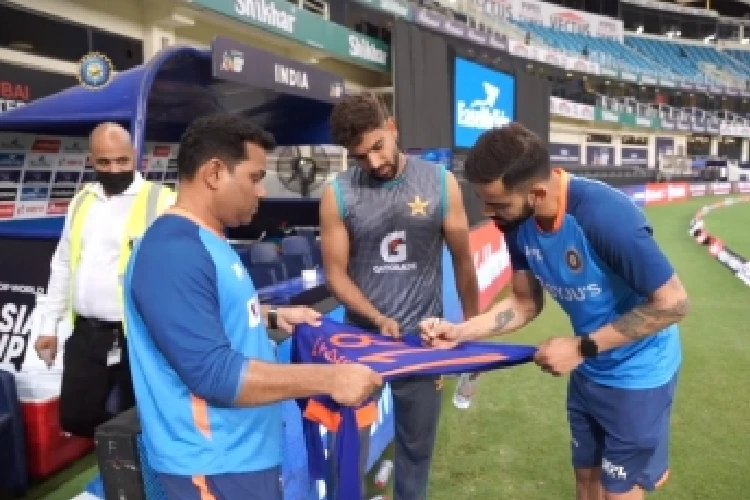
[{"x1": 59, "y1": 316, "x2": 135, "y2": 438}]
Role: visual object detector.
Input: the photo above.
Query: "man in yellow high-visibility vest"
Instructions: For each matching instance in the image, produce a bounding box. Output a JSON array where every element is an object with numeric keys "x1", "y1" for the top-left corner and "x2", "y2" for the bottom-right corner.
[{"x1": 33, "y1": 122, "x2": 175, "y2": 437}]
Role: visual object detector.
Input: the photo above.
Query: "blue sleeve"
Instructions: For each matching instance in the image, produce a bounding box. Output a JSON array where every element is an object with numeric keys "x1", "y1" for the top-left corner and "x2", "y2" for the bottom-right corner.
[
  {"x1": 573, "y1": 184, "x2": 674, "y2": 296},
  {"x1": 130, "y1": 236, "x2": 248, "y2": 407},
  {"x1": 330, "y1": 178, "x2": 346, "y2": 219},
  {"x1": 504, "y1": 227, "x2": 530, "y2": 271}
]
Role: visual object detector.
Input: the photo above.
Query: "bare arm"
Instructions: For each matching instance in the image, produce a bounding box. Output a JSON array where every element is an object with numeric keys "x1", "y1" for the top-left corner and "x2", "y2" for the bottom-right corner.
[
  {"x1": 235, "y1": 362, "x2": 342, "y2": 406},
  {"x1": 319, "y1": 184, "x2": 387, "y2": 327},
  {"x1": 131, "y1": 236, "x2": 381, "y2": 409},
  {"x1": 590, "y1": 274, "x2": 688, "y2": 351},
  {"x1": 442, "y1": 171, "x2": 480, "y2": 319},
  {"x1": 456, "y1": 270, "x2": 544, "y2": 342}
]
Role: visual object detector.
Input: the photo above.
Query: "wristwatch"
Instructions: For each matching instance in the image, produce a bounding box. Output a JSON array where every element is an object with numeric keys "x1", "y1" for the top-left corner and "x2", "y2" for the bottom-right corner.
[
  {"x1": 579, "y1": 335, "x2": 599, "y2": 359},
  {"x1": 267, "y1": 309, "x2": 279, "y2": 330}
]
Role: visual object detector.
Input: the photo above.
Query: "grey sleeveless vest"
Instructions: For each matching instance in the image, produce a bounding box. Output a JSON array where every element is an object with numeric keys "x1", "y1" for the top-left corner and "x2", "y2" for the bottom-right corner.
[{"x1": 333, "y1": 156, "x2": 446, "y2": 332}]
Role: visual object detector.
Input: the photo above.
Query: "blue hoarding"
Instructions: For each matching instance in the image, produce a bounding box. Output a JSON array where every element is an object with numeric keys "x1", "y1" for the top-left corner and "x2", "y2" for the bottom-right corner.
[{"x1": 453, "y1": 57, "x2": 515, "y2": 149}]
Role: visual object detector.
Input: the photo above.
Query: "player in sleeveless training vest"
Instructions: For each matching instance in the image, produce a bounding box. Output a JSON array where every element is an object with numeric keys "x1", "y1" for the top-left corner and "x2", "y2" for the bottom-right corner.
[
  {"x1": 123, "y1": 115, "x2": 382, "y2": 500},
  {"x1": 421, "y1": 123, "x2": 688, "y2": 500},
  {"x1": 321, "y1": 94, "x2": 480, "y2": 500}
]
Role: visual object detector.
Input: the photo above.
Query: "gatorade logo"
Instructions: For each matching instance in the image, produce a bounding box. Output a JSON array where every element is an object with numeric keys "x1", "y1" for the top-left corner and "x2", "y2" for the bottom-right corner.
[
  {"x1": 374, "y1": 231, "x2": 416, "y2": 273},
  {"x1": 380, "y1": 231, "x2": 407, "y2": 264}
]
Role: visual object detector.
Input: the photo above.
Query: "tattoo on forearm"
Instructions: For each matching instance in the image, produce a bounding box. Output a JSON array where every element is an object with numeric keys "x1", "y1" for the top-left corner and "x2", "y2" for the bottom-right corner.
[
  {"x1": 495, "y1": 309, "x2": 516, "y2": 330},
  {"x1": 612, "y1": 299, "x2": 689, "y2": 340}
]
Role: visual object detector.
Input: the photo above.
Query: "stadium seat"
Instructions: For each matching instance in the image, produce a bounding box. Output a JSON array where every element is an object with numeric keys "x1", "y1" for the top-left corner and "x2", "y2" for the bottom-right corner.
[
  {"x1": 249, "y1": 242, "x2": 281, "y2": 264},
  {"x1": 311, "y1": 239, "x2": 323, "y2": 268},
  {"x1": 235, "y1": 247, "x2": 251, "y2": 268},
  {"x1": 282, "y1": 254, "x2": 306, "y2": 279},
  {"x1": 281, "y1": 236, "x2": 314, "y2": 267},
  {"x1": 513, "y1": 20, "x2": 663, "y2": 78},
  {"x1": 726, "y1": 49, "x2": 750, "y2": 71},
  {"x1": 248, "y1": 263, "x2": 279, "y2": 288},
  {"x1": 0, "y1": 369, "x2": 28, "y2": 497},
  {"x1": 295, "y1": 228, "x2": 318, "y2": 246}
]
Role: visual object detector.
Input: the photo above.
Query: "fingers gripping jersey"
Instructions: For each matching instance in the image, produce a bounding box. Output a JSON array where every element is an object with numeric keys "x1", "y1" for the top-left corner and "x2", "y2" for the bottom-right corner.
[
  {"x1": 291, "y1": 318, "x2": 537, "y2": 500},
  {"x1": 506, "y1": 171, "x2": 681, "y2": 390}
]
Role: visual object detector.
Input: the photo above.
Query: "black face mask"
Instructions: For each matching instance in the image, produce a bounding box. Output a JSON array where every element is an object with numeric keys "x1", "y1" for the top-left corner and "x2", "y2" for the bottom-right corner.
[{"x1": 96, "y1": 170, "x2": 134, "y2": 196}]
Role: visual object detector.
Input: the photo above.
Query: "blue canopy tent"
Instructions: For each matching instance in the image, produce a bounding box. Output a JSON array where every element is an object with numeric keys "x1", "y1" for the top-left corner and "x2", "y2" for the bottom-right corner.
[{"x1": 0, "y1": 37, "x2": 342, "y2": 239}]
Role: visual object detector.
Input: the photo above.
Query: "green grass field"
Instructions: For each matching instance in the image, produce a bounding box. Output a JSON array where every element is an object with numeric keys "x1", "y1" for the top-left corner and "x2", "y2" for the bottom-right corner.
[{"x1": 20, "y1": 196, "x2": 750, "y2": 500}]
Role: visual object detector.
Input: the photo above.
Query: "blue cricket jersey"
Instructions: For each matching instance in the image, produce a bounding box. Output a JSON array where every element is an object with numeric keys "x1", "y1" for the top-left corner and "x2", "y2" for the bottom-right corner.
[
  {"x1": 123, "y1": 214, "x2": 282, "y2": 475},
  {"x1": 292, "y1": 319, "x2": 537, "y2": 500},
  {"x1": 506, "y1": 171, "x2": 682, "y2": 389}
]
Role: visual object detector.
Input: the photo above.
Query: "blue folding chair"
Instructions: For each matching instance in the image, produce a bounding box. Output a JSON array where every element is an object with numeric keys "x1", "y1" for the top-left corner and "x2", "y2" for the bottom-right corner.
[
  {"x1": 281, "y1": 236, "x2": 313, "y2": 267},
  {"x1": 311, "y1": 239, "x2": 323, "y2": 268},
  {"x1": 0, "y1": 369, "x2": 27, "y2": 497},
  {"x1": 248, "y1": 263, "x2": 279, "y2": 289},
  {"x1": 281, "y1": 254, "x2": 306, "y2": 279},
  {"x1": 249, "y1": 242, "x2": 281, "y2": 264}
]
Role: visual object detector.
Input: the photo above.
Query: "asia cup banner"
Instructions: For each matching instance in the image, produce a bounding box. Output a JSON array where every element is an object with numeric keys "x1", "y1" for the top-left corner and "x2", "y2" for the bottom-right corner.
[
  {"x1": 0, "y1": 239, "x2": 58, "y2": 374},
  {"x1": 0, "y1": 134, "x2": 180, "y2": 383}
]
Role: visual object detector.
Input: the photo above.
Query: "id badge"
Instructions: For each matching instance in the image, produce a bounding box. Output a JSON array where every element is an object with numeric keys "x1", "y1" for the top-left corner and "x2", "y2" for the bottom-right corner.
[{"x1": 106, "y1": 347, "x2": 122, "y2": 366}]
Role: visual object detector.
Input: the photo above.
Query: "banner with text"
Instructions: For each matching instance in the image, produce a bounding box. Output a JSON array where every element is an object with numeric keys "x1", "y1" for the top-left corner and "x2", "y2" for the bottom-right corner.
[
  {"x1": 0, "y1": 133, "x2": 180, "y2": 221},
  {"x1": 193, "y1": 0, "x2": 390, "y2": 71},
  {"x1": 0, "y1": 62, "x2": 77, "y2": 115},
  {"x1": 473, "y1": 0, "x2": 624, "y2": 42},
  {"x1": 211, "y1": 36, "x2": 345, "y2": 104},
  {"x1": 0, "y1": 239, "x2": 57, "y2": 374},
  {"x1": 469, "y1": 221, "x2": 511, "y2": 313},
  {"x1": 412, "y1": 7, "x2": 509, "y2": 52},
  {"x1": 508, "y1": 40, "x2": 600, "y2": 75},
  {"x1": 619, "y1": 184, "x2": 646, "y2": 207},
  {"x1": 550, "y1": 96, "x2": 596, "y2": 121},
  {"x1": 621, "y1": 147, "x2": 649, "y2": 167},
  {"x1": 549, "y1": 143, "x2": 581, "y2": 165}
]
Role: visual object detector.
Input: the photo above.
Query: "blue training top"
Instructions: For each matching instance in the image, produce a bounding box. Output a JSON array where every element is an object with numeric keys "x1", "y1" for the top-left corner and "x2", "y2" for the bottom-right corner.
[
  {"x1": 123, "y1": 214, "x2": 281, "y2": 475},
  {"x1": 506, "y1": 171, "x2": 681, "y2": 390}
]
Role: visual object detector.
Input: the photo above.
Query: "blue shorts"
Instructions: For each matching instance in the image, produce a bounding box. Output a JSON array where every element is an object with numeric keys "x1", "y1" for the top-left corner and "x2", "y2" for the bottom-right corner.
[
  {"x1": 567, "y1": 370, "x2": 678, "y2": 494},
  {"x1": 158, "y1": 467, "x2": 282, "y2": 500}
]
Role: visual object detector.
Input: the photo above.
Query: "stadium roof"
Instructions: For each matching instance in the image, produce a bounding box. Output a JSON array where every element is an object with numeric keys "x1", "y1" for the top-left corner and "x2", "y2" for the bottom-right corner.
[{"x1": 0, "y1": 40, "x2": 342, "y2": 154}]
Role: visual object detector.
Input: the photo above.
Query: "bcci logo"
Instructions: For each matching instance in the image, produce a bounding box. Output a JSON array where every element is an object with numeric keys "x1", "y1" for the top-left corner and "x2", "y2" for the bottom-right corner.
[
  {"x1": 77, "y1": 53, "x2": 114, "y2": 89},
  {"x1": 565, "y1": 248, "x2": 583, "y2": 273}
]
